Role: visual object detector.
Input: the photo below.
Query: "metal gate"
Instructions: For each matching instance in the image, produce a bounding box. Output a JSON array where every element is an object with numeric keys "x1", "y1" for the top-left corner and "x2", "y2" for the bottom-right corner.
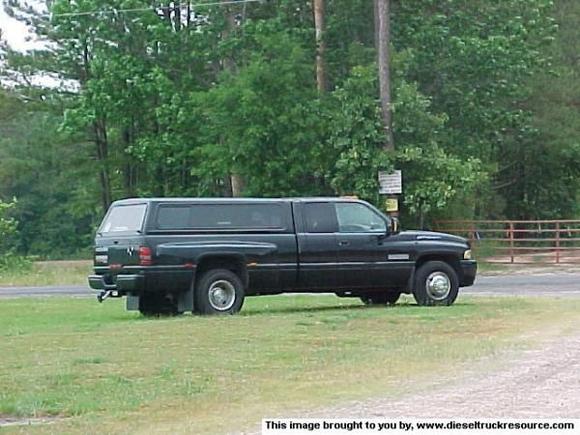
[{"x1": 434, "y1": 220, "x2": 580, "y2": 265}]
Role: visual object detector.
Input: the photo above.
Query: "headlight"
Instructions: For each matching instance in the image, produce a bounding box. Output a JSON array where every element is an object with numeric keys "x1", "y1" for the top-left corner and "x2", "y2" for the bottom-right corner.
[{"x1": 463, "y1": 249, "x2": 472, "y2": 260}]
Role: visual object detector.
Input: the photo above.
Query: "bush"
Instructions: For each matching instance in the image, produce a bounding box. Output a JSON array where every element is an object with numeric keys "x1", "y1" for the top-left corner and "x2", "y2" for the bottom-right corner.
[{"x1": 0, "y1": 199, "x2": 30, "y2": 272}]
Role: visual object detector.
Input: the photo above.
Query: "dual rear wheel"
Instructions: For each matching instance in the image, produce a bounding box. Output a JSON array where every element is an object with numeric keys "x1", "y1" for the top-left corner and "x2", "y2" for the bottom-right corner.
[
  {"x1": 194, "y1": 269, "x2": 245, "y2": 315},
  {"x1": 139, "y1": 268, "x2": 245, "y2": 316}
]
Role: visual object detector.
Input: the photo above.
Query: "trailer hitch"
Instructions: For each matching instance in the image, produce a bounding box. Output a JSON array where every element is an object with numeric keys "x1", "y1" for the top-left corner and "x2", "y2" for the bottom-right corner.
[{"x1": 97, "y1": 290, "x2": 113, "y2": 303}]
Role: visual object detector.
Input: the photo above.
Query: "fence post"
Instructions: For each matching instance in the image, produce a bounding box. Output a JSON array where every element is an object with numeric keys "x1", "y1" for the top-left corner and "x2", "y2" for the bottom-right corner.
[
  {"x1": 509, "y1": 222, "x2": 515, "y2": 264},
  {"x1": 555, "y1": 222, "x2": 561, "y2": 264}
]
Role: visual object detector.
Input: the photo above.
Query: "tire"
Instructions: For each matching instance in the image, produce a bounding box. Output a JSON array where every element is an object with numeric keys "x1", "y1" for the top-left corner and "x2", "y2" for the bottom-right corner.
[
  {"x1": 413, "y1": 261, "x2": 459, "y2": 306},
  {"x1": 139, "y1": 293, "x2": 180, "y2": 316},
  {"x1": 195, "y1": 269, "x2": 245, "y2": 315},
  {"x1": 360, "y1": 291, "x2": 401, "y2": 306}
]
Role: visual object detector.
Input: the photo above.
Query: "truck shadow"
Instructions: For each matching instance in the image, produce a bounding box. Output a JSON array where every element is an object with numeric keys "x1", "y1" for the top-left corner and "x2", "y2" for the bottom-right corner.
[
  {"x1": 240, "y1": 301, "x2": 473, "y2": 316},
  {"x1": 241, "y1": 303, "x2": 367, "y2": 316}
]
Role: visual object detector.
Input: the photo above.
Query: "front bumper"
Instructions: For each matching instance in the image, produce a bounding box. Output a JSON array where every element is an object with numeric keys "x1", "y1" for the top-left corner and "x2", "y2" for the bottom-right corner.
[{"x1": 459, "y1": 260, "x2": 477, "y2": 287}]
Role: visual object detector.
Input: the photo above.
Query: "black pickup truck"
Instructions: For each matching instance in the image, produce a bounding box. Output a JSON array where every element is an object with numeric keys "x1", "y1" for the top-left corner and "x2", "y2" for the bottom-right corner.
[{"x1": 88, "y1": 197, "x2": 476, "y2": 315}]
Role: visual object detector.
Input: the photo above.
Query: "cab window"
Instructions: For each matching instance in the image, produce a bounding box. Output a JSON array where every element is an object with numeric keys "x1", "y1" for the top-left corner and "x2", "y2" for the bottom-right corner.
[
  {"x1": 303, "y1": 202, "x2": 338, "y2": 233},
  {"x1": 335, "y1": 203, "x2": 386, "y2": 233}
]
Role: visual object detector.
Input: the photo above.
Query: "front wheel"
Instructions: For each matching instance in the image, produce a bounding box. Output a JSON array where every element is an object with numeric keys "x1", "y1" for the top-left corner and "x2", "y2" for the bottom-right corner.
[
  {"x1": 413, "y1": 261, "x2": 459, "y2": 306},
  {"x1": 195, "y1": 269, "x2": 245, "y2": 315}
]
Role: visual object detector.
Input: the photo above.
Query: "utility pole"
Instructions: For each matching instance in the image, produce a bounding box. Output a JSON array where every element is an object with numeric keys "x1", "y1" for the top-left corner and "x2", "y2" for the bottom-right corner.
[
  {"x1": 375, "y1": 0, "x2": 400, "y2": 218},
  {"x1": 375, "y1": 0, "x2": 394, "y2": 151},
  {"x1": 313, "y1": 0, "x2": 326, "y2": 92}
]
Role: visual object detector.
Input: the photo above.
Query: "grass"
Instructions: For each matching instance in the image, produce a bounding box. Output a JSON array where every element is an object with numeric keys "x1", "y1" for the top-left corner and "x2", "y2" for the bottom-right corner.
[
  {"x1": 1, "y1": 295, "x2": 579, "y2": 434},
  {"x1": 0, "y1": 260, "x2": 91, "y2": 287}
]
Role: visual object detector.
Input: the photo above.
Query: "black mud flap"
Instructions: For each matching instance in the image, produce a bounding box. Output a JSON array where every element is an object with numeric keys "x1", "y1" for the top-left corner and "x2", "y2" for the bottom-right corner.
[
  {"x1": 177, "y1": 286, "x2": 194, "y2": 313},
  {"x1": 127, "y1": 295, "x2": 140, "y2": 311},
  {"x1": 406, "y1": 266, "x2": 416, "y2": 294}
]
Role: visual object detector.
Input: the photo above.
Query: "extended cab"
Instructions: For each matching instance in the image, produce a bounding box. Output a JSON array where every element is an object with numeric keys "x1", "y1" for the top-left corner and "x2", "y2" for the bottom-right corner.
[{"x1": 88, "y1": 198, "x2": 476, "y2": 315}]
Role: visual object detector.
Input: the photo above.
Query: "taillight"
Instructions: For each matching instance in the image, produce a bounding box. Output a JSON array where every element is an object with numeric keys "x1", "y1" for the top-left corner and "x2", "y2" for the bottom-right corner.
[{"x1": 139, "y1": 246, "x2": 153, "y2": 266}]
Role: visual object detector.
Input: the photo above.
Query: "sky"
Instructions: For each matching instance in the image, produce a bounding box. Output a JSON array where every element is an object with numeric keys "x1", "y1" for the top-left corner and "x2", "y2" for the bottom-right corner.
[
  {"x1": 0, "y1": 0, "x2": 45, "y2": 52},
  {"x1": 0, "y1": 1, "x2": 76, "y2": 89}
]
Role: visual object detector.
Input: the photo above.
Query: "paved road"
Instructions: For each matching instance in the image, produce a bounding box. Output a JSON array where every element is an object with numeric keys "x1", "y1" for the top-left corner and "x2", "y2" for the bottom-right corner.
[
  {"x1": 463, "y1": 272, "x2": 580, "y2": 297},
  {"x1": 0, "y1": 285, "x2": 92, "y2": 298},
  {"x1": 1, "y1": 272, "x2": 579, "y2": 298}
]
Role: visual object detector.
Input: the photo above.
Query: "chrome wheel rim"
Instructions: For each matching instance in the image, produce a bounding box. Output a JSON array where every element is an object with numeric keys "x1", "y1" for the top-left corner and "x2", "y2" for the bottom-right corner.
[
  {"x1": 208, "y1": 280, "x2": 236, "y2": 311},
  {"x1": 425, "y1": 271, "x2": 451, "y2": 301}
]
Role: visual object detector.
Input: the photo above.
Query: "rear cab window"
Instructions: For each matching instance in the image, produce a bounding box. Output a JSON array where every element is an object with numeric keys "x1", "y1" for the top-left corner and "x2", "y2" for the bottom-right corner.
[
  {"x1": 99, "y1": 204, "x2": 147, "y2": 235},
  {"x1": 153, "y1": 202, "x2": 290, "y2": 231}
]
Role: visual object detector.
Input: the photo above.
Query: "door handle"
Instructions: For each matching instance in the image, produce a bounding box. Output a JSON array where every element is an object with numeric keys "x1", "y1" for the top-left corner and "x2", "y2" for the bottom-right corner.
[{"x1": 338, "y1": 241, "x2": 350, "y2": 246}]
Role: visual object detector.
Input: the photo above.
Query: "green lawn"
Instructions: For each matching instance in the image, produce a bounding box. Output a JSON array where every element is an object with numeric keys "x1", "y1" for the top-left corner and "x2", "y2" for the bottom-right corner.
[
  {"x1": 1, "y1": 295, "x2": 579, "y2": 434},
  {"x1": 0, "y1": 261, "x2": 91, "y2": 287}
]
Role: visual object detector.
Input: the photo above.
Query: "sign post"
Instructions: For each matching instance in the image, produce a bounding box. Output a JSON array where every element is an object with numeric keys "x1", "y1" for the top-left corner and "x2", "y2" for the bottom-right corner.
[{"x1": 378, "y1": 170, "x2": 402, "y2": 217}]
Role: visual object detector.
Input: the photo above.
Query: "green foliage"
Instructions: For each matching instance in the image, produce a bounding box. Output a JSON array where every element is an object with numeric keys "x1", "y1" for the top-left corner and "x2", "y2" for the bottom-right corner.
[
  {"x1": 0, "y1": 199, "x2": 31, "y2": 271},
  {"x1": 1, "y1": 0, "x2": 579, "y2": 257},
  {"x1": 0, "y1": 199, "x2": 18, "y2": 254},
  {"x1": 326, "y1": 66, "x2": 391, "y2": 202},
  {"x1": 0, "y1": 91, "x2": 97, "y2": 257},
  {"x1": 189, "y1": 24, "x2": 330, "y2": 196},
  {"x1": 326, "y1": 65, "x2": 484, "y2": 219},
  {"x1": 398, "y1": 146, "x2": 483, "y2": 221},
  {"x1": 391, "y1": 81, "x2": 485, "y2": 223},
  {"x1": 505, "y1": 0, "x2": 580, "y2": 219}
]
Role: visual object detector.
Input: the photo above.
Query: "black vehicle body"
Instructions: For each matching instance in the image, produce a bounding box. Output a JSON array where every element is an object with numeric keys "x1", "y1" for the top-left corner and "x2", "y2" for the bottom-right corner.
[{"x1": 88, "y1": 198, "x2": 476, "y2": 314}]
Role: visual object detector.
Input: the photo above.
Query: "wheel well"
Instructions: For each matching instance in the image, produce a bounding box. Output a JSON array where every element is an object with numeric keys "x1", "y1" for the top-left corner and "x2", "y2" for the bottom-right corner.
[
  {"x1": 416, "y1": 254, "x2": 461, "y2": 279},
  {"x1": 196, "y1": 256, "x2": 248, "y2": 288}
]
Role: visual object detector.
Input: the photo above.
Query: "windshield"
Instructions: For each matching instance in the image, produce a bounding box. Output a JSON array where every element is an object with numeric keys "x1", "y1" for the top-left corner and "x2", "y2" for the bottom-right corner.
[{"x1": 99, "y1": 204, "x2": 147, "y2": 234}]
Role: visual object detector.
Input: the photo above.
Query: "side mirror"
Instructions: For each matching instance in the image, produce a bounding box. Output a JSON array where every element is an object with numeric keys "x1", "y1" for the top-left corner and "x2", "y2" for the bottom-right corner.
[{"x1": 389, "y1": 217, "x2": 400, "y2": 235}]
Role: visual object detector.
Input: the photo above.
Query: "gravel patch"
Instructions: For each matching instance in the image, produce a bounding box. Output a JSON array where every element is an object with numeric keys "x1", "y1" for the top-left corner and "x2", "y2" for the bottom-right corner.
[
  {"x1": 244, "y1": 329, "x2": 580, "y2": 434},
  {"x1": 243, "y1": 333, "x2": 580, "y2": 435},
  {"x1": 310, "y1": 332, "x2": 580, "y2": 419}
]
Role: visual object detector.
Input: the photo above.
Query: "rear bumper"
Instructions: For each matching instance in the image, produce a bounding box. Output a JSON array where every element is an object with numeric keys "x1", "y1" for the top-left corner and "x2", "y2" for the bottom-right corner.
[
  {"x1": 88, "y1": 274, "x2": 144, "y2": 292},
  {"x1": 459, "y1": 260, "x2": 477, "y2": 287},
  {"x1": 88, "y1": 266, "x2": 195, "y2": 295}
]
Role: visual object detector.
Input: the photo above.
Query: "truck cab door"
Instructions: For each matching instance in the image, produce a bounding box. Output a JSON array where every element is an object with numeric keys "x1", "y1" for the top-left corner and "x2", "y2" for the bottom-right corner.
[
  {"x1": 334, "y1": 202, "x2": 411, "y2": 289},
  {"x1": 295, "y1": 202, "x2": 338, "y2": 290}
]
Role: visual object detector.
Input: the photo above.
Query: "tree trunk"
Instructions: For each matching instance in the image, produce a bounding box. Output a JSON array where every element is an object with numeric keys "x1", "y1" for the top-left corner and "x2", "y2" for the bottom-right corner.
[
  {"x1": 174, "y1": 1, "x2": 181, "y2": 32},
  {"x1": 79, "y1": 39, "x2": 113, "y2": 213},
  {"x1": 374, "y1": 0, "x2": 380, "y2": 51},
  {"x1": 94, "y1": 118, "x2": 112, "y2": 213},
  {"x1": 375, "y1": 0, "x2": 394, "y2": 151},
  {"x1": 313, "y1": 0, "x2": 326, "y2": 92},
  {"x1": 230, "y1": 174, "x2": 245, "y2": 198},
  {"x1": 122, "y1": 126, "x2": 137, "y2": 197}
]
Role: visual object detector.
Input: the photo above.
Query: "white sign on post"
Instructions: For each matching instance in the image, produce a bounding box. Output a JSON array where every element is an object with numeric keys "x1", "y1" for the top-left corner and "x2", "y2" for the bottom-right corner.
[{"x1": 378, "y1": 170, "x2": 402, "y2": 195}]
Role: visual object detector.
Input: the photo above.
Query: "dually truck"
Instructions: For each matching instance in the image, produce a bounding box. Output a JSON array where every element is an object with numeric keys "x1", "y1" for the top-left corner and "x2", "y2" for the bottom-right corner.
[{"x1": 88, "y1": 197, "x2": 477, "y2": 315}]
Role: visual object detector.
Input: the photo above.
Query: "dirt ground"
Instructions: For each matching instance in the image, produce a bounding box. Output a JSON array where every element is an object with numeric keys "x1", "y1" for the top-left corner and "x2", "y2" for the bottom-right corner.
[
  {"x1": 245, "y1": 325, "x2": 580, "y2": 434},
  {"x1": 300, "y1": 330, "x2": 580, "y2": 421}
]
